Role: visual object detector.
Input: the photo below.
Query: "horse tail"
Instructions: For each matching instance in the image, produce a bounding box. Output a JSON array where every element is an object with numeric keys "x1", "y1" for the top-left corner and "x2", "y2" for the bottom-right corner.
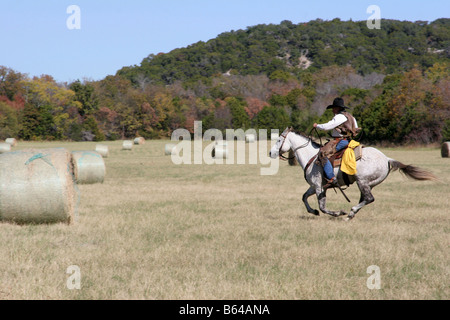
[{"x1": 388, "y1": 159, "x2": 438, "y2": 181}]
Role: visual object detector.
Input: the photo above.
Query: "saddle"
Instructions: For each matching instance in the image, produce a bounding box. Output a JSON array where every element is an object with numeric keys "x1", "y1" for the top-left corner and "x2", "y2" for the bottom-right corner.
[{"x1": 329, "y1": 144, "x2": 363, "y2": 168}]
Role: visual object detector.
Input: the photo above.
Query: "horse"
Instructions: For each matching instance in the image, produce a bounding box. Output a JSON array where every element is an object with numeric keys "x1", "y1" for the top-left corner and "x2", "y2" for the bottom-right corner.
[{"x1": 269, "y1": 127, "x2": 438, "y2": 220}]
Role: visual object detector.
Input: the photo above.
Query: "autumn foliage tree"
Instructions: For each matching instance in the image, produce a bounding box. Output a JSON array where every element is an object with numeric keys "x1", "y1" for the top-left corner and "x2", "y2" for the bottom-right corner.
[{"x1": 0, "y1": 18, "x2": 448, "y2": 144}]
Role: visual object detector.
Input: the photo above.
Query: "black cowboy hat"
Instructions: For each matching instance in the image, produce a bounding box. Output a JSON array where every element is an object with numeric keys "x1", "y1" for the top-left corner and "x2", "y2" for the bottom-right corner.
[{"x1": 326, "y1": 97, "x2": 349, "y2": 110}]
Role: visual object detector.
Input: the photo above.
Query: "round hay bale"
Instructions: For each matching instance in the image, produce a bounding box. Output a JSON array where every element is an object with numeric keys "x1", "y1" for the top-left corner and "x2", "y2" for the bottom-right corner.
[
  {"x1": 122, "y1": 140, "x2": 133, "y2": 150},
  {"x1": 95, "y1": 144, "x2": 109, "y2": 158},
  {"x1": 134, "y1": 137, "x2": 145, "y2": 145},
  {"x1": 215, "y1": 140, "x2": 228, "y2": 146},
  {"x1": 442, "y1": 142, "x2": 450, "y2": 158},
  {"x1": 245, "y1": 134, "x2": 256, "y2": 143},
  {"x1": 0, "y1": 148, "x2": 77, "y2": 224},
  {"x1": 212, "y1": 145, "x2": 228, "y2": 159},
  {"x1": 5, "y1": 138, "x2": 17, "y2": 147},
  {"x1": 71, "y1": 151, "x2": 106, "y2": 185},
  {"x1": 165, "y1": 144, "x2": 176, "y2": 155},
  {"x1": 0, "y1": 143, "x2": 11, "y2": 154}
]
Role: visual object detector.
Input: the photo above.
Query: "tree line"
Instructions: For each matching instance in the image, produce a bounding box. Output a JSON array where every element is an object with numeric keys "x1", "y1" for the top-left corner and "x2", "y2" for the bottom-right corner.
[{"x1": 0, "y1": 19, "x2": 449, "y2": 144}]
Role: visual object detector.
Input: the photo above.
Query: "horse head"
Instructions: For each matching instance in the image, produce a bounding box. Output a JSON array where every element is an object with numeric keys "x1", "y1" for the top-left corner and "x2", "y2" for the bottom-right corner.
[{"x1": 269, "y1": 127, "x2": 293, "y2": 159}]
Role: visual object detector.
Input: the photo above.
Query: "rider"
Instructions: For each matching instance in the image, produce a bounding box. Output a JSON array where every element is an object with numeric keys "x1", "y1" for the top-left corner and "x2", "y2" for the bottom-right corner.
[{"x1": 313, "y1": 97, "x2": 360, "y2": 188}]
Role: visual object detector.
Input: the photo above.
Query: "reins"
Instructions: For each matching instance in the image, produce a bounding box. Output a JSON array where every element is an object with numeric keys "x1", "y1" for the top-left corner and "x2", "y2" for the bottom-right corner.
[{"x1": 278, "y1": 127, "x2": 322, "y2": 161}]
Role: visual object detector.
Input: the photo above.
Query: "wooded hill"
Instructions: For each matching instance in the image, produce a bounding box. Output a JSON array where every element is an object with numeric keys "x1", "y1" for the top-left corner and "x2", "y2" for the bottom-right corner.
[
  {"x1": 0, "y1": 18, "x2": 449, "y2": 144},
  {"x1": 118, "y1": 18, "x2": 449, "y2": 85}
]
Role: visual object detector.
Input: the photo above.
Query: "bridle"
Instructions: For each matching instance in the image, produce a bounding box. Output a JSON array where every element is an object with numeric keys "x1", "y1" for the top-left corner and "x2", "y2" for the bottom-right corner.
[{"x1": 278, "y1": 128, "x2": 316, "y2": 161}]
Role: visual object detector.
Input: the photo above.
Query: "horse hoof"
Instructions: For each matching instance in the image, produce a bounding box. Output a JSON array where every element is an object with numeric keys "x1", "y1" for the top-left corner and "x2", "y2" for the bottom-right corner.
[
  {"x1": 345, "y1": 213, "x2": 355, "y2": 221},
  {"x1": 311, "y1": 210, "x2": 320, "y2": 216},
  {"x1": 339, "y1": 210, "x2": 348, "y2": 216}
]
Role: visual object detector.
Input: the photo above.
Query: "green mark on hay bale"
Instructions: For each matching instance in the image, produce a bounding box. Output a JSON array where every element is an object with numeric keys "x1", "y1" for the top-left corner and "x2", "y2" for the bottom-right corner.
[
  {"x1": 0, "y1": 148, "x2": 77, "y2": 224},
  {"x1": 71, "y1": 151, "x2": 106, "y2": 185}
]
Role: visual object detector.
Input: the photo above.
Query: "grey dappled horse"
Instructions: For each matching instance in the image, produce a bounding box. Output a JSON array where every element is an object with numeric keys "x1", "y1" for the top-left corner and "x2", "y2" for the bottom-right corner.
[{"x1": 270, "y1": 128, "x2": 437, "y2": 220}]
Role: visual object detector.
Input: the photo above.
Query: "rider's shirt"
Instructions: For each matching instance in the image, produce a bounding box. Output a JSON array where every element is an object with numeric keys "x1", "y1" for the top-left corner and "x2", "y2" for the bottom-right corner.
[{"x1": 317, "y1": 113, "x2": 359, "y2": 138}]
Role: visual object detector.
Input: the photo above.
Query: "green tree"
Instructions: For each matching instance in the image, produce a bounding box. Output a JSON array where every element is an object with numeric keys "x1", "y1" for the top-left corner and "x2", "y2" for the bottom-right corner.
[
  {"x1": 0, "y1": 66, "x2": 26, "y2": 100},
  {"x1": 82, "y1": 115, "x2": 105, "y2": 141},
  {"x1": 269, "y1": 70, "x2": 292, "y2": 82},
  {"x1": 255, "y1": 106, "x2": 290, "y2": 133},
  {"x1": 69, "y1": 80, "x2": 99, "y2": 117},
  {"x1": 0, "y1": 101, "x2": 19, "y2": 139},
  {"x1": 442, "y1": 119, "x2": 450, "y2": 142},
  {"x1": 226, "y1": 97, "x2": 250, "y2": 129},
  {"x1": 20, "y1": 104, "x2": 57, "y2": 140},
  {"x1": 290, "y1": 109, "x2": 316, "y2": 133}
]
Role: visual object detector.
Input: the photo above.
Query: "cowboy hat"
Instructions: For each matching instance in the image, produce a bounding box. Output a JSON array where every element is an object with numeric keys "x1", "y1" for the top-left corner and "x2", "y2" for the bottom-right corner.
[{"x1": 326, "y1": 97, "x2": 349, "y2": 110}]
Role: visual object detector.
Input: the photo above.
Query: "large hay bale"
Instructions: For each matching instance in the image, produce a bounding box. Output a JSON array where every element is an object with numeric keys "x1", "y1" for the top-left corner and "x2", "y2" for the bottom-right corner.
[
  {"x1": 134, "y1": 137, "x2": 145, "y2": 145},
  {"x1": 0, "y1": 143, "x2": 11, "y2": 154},
  {"x1": 212, "y1": 145, "x2": 228, "y2": 159},
  {"x1": 215, "y1": 140, "x2": 228, "y2": 148},
  {"x1": 0, "y1": 148, "x2": 77, "y2": 224},
  {"x1": 95, "y1": 144, "x2": 109, "y2": 158},
  {"x1": 165, "y1": 144, "x2": 176, "y2": 155},
  {"x1": 442, "y1": 142, "x2": 450, "y2": 158},
  {"x1": 71, "y1": 151, "x2": 106, "y2": 184},
  {"x1": 122, "y1": 140, "x2": 133, "y2": 150},
  {"x1": 245, "y1": 134, "x2": 256, "y2": 143},
  {"x1": 5, "y1": 138, "x2": 17, "y2": 147}
]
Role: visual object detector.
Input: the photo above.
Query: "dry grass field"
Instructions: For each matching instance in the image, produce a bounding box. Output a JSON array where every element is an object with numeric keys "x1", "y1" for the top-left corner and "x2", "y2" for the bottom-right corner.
[{"x1": 0, "y1": 140, "x2": 448, "y2": 300}]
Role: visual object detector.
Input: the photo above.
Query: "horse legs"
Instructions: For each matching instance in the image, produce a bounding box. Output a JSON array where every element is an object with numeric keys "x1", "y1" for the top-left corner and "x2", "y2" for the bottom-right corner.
[
  {"x1": 302, "y1": 186, "x2": 320, "y2": 216},
  {"x1": 317, "y1": 189, "x2": 346, "y2": 217},
  {"x1": 346, "y1": 181, "x2": 375, "y2": 220}
]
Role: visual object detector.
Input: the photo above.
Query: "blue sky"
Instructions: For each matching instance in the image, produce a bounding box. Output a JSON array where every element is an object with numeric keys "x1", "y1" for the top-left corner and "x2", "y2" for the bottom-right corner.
[{"x1": 1, "y1": 0, "x2": 448, "y2": 83}]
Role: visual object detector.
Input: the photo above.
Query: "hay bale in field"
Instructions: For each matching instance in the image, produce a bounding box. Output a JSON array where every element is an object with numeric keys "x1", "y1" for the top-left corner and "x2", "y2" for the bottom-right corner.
[
  {"x1": 95, "y1": 144, "x2": 109, "y2": 158},
  {"x1": 165, "y1": 144, "x2": 176, "y2": 155},
  {"x1": 71, "y1": 151, "x2": 106, "y2": 184},
  {"x1": 0, "y1": 143, "x2": 11, "y2": 154},
  {"x1": 0, "y1": 148, "x2": 77, "y2": 224},
  {"x1": 442, "y1": 142, "x2": 450, "y2": 158},
  {"x1": 245, "y1": 134, "x2": 256, "y2": 143},
  {"x1": 5, "y1": 138, "x2": 17, "y2": 147},
  {"x1": 212, "y1": 144, "x2": 228, "y2": 159},
  {"x1": 134, "y1": 137, "x2": 145, "y2": 145},
  {"x1": 122, "y1": 140, "x2": 133, "y2": 150},
  {"x1": 215, "y1": 140, "x2": 228, "y2": 146}
]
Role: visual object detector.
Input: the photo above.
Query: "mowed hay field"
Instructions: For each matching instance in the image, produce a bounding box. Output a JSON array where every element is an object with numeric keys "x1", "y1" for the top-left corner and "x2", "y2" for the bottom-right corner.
[{"x1": 0, "y1": 140, "x2": 448, "y2": 300}]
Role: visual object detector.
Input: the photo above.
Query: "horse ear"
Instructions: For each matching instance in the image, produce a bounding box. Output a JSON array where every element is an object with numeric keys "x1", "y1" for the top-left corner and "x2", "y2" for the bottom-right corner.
[{"x1": 289, "y1": 126, "x2": 294, "y2": 132}]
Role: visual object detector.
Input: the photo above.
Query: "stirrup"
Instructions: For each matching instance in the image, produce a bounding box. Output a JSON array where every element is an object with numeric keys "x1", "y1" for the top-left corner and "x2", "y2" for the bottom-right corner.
[{"x1": 324, "y1": 177, "x2": 338, "y2": 189}]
